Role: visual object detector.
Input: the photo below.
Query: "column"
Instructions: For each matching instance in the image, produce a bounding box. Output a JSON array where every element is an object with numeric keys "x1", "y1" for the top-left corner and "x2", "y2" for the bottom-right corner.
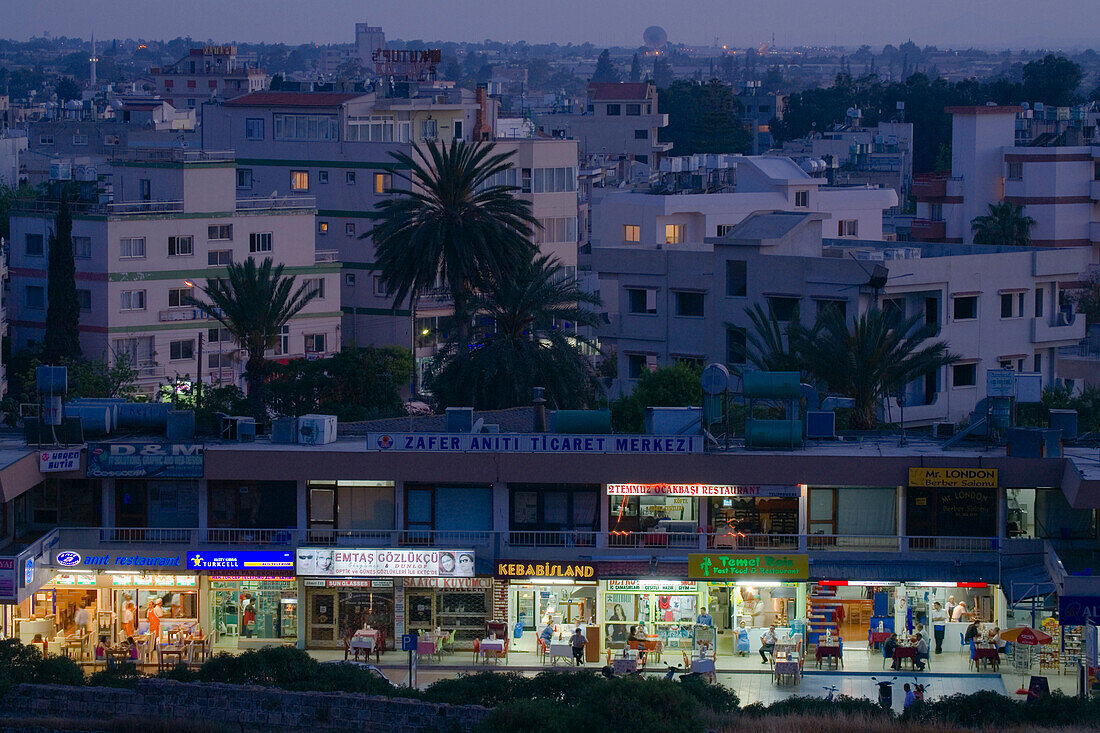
[
  {"x1": 296, "y1": 578, "x2": 306, "y2": 650},
  {"x1": 196, "y1": 479, "x2": 209, "y2": 541},
  {"x1": 492, "y1": 481, "x2": 508, "y2": 560},
  {"x1": 101, "y1": 479, "x2": 115, "y2": 528},
  {"x1": 295, "y1": 480, "x2": 308, "y2": 541},
  {"x1": 996, "y1": 486, "x2": 1006, "y2": 548},
  {"x1": 798, "y1": 485, "x2": 808, "y2": 553},
  {"x1": 394, "y1": 481, "x2": 405, "y2": 544},
  {"x1": 897, "y1": 484, "x2": 907, "y2": 552},
  {"x1": 697, "y1": 497, "x2": 708, "y2": 551}
]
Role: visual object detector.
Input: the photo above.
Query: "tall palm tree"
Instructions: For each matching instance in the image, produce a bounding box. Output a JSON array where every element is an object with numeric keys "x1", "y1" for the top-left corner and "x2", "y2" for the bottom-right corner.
[
  {"x1": 724, "y1": 304, "x2": 814, "y2": 379},
  {"x1": 971, "y1": 202, "x2": 1036, "y2": 246},
  {"x1": 363, "y1": 140, "x2": 539, "y2": 344},
  {"x1": 428, "y1": 255, "x2": 603, "y2": 410},
  {"x1": 188, "y1": 257, "x2": 319, "y2": 421},
  {"x1": 805, "y1": 307, "x2": 958, "y2": 429}
]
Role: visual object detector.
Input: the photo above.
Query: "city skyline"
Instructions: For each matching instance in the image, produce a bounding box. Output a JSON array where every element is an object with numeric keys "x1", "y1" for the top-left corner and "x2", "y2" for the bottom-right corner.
[{"x1": 2, "y1": 0, "x2": 1099, "y2": 50}]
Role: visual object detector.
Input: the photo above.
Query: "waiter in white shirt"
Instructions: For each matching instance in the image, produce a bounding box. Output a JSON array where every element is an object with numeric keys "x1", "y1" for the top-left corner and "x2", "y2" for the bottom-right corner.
[{"x1": 930, "y1": 601, "x2": 947, "y2": 654}]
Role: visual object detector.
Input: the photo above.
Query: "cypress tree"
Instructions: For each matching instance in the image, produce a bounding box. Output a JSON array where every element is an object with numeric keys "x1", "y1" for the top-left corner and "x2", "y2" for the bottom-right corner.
[{"x1": 42, "y1": 194, "x2": 82, "y2": 363}]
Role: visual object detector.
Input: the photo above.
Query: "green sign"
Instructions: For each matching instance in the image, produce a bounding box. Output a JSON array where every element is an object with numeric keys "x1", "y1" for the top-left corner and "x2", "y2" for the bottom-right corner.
[{"x1": 687, "y1": 553, "x2": 809, "y2": 581}]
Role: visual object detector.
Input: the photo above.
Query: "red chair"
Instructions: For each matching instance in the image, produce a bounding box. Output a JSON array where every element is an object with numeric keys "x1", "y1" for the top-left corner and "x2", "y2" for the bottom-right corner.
[
  {"x1": 472, "y1": 638, "x2": 481, "y2": 664},
  {"x1": 536, "y1": 636, "x2": 549, "y2": 663}
]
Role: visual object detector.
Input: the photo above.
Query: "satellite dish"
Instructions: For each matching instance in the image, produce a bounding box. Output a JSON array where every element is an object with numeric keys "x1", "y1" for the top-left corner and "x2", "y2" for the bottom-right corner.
[
  {"x1": 701, "y1": 363, "x2": 730, "y2": 395},
  {"x1": 643, "y1": 26, "x2": 668, "y2": 51}
]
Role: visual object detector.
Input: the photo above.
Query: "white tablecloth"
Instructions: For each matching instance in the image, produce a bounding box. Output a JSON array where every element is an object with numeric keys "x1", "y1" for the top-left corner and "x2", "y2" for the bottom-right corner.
[{"x1": 549, "y1": 642, "x2": 573, "y2": 661}]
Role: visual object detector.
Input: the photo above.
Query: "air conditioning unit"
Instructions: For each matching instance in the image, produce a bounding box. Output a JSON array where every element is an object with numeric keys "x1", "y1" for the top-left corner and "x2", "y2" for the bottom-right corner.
[
  {"x1": 806, "y1": 411, "x2": 836, "y2": 439},
  {"x1": 236, "y1": 418, "x2": 256, "y2": 442},
  {"x1": 298, "y1": 414, "x2": 337, "y2": 445},
  {"x1": 1056, "y1": 308, "x2": 1075, "y2": 326}
]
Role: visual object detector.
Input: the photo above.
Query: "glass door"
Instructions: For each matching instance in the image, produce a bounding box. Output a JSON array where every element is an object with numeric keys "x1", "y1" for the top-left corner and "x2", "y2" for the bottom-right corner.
[
  {"x1": 307, "y1": 590, "x2": 338, "y2": 647},
  {"x1": 406, "y1": 589, "x2": 435, "y2": 635},
  {"x1": 514, "y1": 588, "x2": 536, "y2": 631}
]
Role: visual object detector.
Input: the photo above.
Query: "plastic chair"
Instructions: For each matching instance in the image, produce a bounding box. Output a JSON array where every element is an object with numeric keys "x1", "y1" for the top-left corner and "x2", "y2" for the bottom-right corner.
[
  {"x1": 968, "y1": 640, "x2": 977, "y2": 671},
  {"x1": 536, "y1": 636, "x2": 549, "y2": 663},
  {"x1": 472, "y1": 638, "x2": 480, "y2": 664},
  {"x1": 882, "y1": 644, "x2": 890, "y2": 669},
  {"x1": 442, "y1": 628, "x2": 456, "y2": 655}
]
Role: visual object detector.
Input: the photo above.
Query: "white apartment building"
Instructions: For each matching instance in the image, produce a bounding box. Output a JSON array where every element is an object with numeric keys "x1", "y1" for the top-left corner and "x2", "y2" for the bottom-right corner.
[
  {"x1": 591, "y1": 210, "x2": 1087, "y2": 424},
  {"x1": 0, "y1": 131, "x2": 27, "y2": 188},
  {"x1": 150, "y1": 46, "x2": 267, "y2": 113},
  {"x1": 8, "y1": 150, "x2": 341, "y2": 395},
  {"x1": 913, "y1": 106, "x2": 1100, "y2": 257},
  {"x1": 591, "y1": 155, "x2": 898, "y2": 248}
]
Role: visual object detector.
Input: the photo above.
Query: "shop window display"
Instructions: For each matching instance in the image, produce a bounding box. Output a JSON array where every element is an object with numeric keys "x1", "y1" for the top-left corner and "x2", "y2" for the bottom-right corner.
[
  {"x1": 211, "y1": 579, "x2": 296, "y2": 642},
  {"x1": 603, "y1": 582, "x2": 698, "y2": 650},
  {"x1": 609, "y1": 496, "x2": 698, "y2": 546}
]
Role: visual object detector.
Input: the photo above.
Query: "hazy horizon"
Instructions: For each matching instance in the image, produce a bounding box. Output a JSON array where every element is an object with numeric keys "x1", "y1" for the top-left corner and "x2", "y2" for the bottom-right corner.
[{"x1": 1, "y1": 0, "x2": 1098, "y2": 51}]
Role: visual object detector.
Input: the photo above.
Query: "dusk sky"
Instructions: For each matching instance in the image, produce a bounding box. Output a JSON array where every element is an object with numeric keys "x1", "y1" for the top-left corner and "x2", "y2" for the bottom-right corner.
[{"x1": 3, "y1": 0, "x2": 1099, "y2": 49}]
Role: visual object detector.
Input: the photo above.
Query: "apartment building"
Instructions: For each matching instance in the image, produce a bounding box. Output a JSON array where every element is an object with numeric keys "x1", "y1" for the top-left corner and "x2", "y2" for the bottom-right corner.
[
  {"x1": 355, "y1": 23, "x2": 386, "y2": 69},
  {"x1": 0, "y1": 131, "x2": 26, "y2": 188},
  {"x1": 150, "y1": 46, "x2": 267, "y2": 113},
  {"x1": 591, "y1": 210, "x2": 1087, "y2": 424},
  {"x1": 913, "y1": 106, "x2": 1100, "y2": 256},
  {"x1": 8, "y1": 150, "x2": 341, "y2": 394},
  {"x1": 538, "y1": 82, "x2": 670, "y2": 168}
]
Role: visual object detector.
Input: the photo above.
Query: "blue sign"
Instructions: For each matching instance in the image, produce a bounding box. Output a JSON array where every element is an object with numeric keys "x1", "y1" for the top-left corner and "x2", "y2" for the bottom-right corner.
[
  {"x1": 1059, "y1": 596, "x2": 1100, "y2": 626},
  {"x1": 56, "y1": 551, "x2": 81, "y2": 567},
  {"x1": 87, "y1": 443, "x2": 204, "y2": 478},
  {"x1": 401, "y1": 634, "x2": 418, "y2": 651},
  {"x1": 24, "y1": 556, "x2": 35, "y2": 585},
  {"x1": 187, "y1": 551, "x2": 295, "y2": 571}
]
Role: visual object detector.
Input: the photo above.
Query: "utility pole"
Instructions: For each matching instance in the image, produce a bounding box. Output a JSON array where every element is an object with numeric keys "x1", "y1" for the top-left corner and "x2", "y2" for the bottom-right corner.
[{"x1": 196, "y1": 331, "x2": 204, "y2": 409}]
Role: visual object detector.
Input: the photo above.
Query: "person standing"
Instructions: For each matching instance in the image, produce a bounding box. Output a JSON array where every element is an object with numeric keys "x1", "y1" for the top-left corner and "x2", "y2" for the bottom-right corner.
[
  {"x1": 242, "y1": 601, "x2": 255, "y2": 639},
  {"x1": 569, "y1": 627, "x2": 587, "y2": 666},
  {"x1": 147, "y1": 599, "x2": 162, "y2": 641},
  {"x1": 121, "y1": 601, "x2": 136, "y2": 638},
  {"x1": 696, "y1": 607, "x2": 714, "y2": 626},
  {"x1": 73, "y1": 603, "x2": 91, "y2": 634},
  {"x1": 931, "y1": 601, "x2": 947, "y2": 654},
  {"x1": 759, "y1": 624, "x2": 777, "y2": 664},
  {"x1": 903, "y1": 683, "x2": 915, "y2": 708},
  {"x1": 952, "y1": 599, "x2": 968, "y2": 622}
]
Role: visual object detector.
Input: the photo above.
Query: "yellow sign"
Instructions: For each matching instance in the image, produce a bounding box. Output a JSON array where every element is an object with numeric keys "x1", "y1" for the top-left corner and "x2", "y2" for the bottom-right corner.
[
  {"x1": 688, "y1": 554, "x2": 808, "y2": 581},
  {"x1": 909, "y1": 468, "x2": 998, "y2": 488}
]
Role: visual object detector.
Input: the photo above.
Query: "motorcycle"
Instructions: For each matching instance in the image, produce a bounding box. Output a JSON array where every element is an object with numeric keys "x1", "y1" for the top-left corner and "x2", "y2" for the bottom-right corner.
[{"x1": 871, "y1": 676, "x2": 896, "y2": 709}]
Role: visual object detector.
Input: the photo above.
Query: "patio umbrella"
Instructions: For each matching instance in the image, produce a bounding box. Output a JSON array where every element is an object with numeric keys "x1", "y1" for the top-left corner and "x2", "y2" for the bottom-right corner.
[{"x1": 999, "y1": 626, "x2": 1053, "y2": 694}]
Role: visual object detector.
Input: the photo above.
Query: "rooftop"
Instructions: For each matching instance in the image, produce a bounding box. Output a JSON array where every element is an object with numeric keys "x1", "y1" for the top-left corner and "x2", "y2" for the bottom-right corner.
[
  {"x1": 715, "y1": 211, "x2": 815, "y2": 243},
  {"x1": 588, "y1": 82, "x2": 652, "y2": 101},
  {"x1": 223, "y1": 92, "x2": 364, "y2": 108}
]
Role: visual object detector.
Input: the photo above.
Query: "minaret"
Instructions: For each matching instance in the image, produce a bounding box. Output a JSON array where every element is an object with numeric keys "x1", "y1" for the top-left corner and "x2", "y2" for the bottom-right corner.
[{"x1": 89, "y1": 34, "x2": 97, "y2": 88}]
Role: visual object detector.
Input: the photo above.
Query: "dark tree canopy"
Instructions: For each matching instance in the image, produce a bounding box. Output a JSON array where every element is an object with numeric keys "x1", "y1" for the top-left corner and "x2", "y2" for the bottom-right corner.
[
  {"x1": 658, "y1": 80, "x2": 752, "y2": 156},
  {"x1": 591, "y1": 50, "x2": 621, "y2": 83},
  {"x1": 42, "y1": 196, "x2": 82, "y2": 363}
]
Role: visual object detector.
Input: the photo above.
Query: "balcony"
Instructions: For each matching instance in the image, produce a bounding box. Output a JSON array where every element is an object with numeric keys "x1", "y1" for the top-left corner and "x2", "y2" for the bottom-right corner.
[
  {"x1": 159, "y1": 308, "x2": 210, "y2": 323},
  {"x1": 912, "y1": 175, "x2": 947, "y2": 200},
  {"x1": 910, "y1": 218, "x2": 946, "y2": 241},
  {"x1": 1031, "y1": 312, "x2": 1085, "y2": 344},
  {"x1": 236, "y1": 195, "x2": 315, "y2": 211},
  {"x1": 314, "y1": 250, "x2": 339, "y2": 263}
]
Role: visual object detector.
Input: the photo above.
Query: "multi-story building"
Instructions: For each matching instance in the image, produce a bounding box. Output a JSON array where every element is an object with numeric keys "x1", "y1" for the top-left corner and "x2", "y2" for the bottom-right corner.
[
  {"x1": 355, "y1": 23, "x2": 386, "y2": 69},
  {"x1": 0, "y1": 131, "x2": 27, "y2": 188},
  {"x1": 538, "y1": 83, "x2": 671, "y2": 169},
  {"x1": 8, "y1": 150, "x2": 341, "y2": 394},
  {"x1": 150, "y1": 46, "x2": 267, "y2": 114},
  {"x1": 590, "y1": 210, "x2": 1087, "y2": 423},
  {"x1": 735, "y1": 84, "x2": 786, "y2": 155},
  {"x1": 913, "y1": 106, "x2": 1100, "y2": 256}
]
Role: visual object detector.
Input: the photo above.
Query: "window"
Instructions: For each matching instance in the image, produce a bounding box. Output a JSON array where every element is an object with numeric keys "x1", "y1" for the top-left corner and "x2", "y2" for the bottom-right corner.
[
  {"x1": 318, "y1": 221, "x2": 329, "y2": 234},
  {"x1": 72, "y1": 134, "x2": 88, "y2": 146},
  {"x1": 674, "y1": 291, "x2": 705, "y2": 317},
  {"x1": 1001, "y1": 291, "x2": 1025, "y2": 318},
  {"x1": 726, "y1": 260, "x2": 746, "y2": 297},
  {"x1": 245, "y1": 118, "x2": 264, "y2": 140},
  {"x1": 168, "y1": 235, "x2": 194, "y2": 257},
  {"x1": 25, "y1": 285, "x2": 44, "y2": 310},
  {"x1": 716, "y1": 224, "x2": 735, "y2": 237},
  {"x1": 726, "y1": 327, "x2": 747, "y2": 365},
  {"x1": 25, "y1": 233, "x2": 44, "y2": 256},
  {"x1": 374, "y1": 173, "x2": 391, "y2": 194},
  {"x1": 953, "y1": 295, "x2": 978, "y2": 320},
  {"x1": 623, "y1": 225, "x2": 640, "y2": 242},
  {"x1": 208, "y1": 353, "x2": 234, "y2": 368},
  {"x1": 187, "y1": 80, "x2": 196, "y2": 89},
  {"x1": 1035, "y1": 287, "x2": 1044, "y2": 318},
  {"x1": 626, "y1": 103, "x2": 641, "y2": 116},
  {"x1": 521, "y1": 168, "x2": 532, "y2": 193},
  {"x1": 635, "y1": 154, "x2": 649, "y2": 164},
  {"x1": 119, "y1": 237, "x2": 145, "y2": 259},
  {"x1": 627, "y1": 288, "x2": 657, "y2": 315},
  {"x1": 168, "y1": 287, "x2": 193, "y2": 308},
  {"x1": 345, "y1": 171, "x2": 356, "y2": 185},
  {"x1": 304, "y1": 333, "x2": 326, "y2": 353},
  {"x1": 76, "y1": 289, "x2": 91, "y2": 311},
  {"x1": 794, "y1": 190, "x2": 809, "y2": 207},
  {"x1": 236, "y1": 168, "x2": 252, "y2": 189},
  {"x1": 952, "y1": 363, "x2": 977, "y2": 387},
  {"x1": 532, "y1": 217, "x2": 578, "y2": 245},
  {"x1": 207, "y1": 224, "x2": 232, "y2": 241},
  {"x1": 304, "y1": 277, "x2": 325, "y2": 300},
  {"x1": 373, "y1": 276, "x2": 388, "y2": 296},
  {"x1": 249, "y1": 232, "x2": 272, "y2": 252},
  {"x1": 72, "y1": 236, "x2": 91, "y2": 259},
  {"x1": 169, "y1": 340, "x2": 195, "y2": 361},
  {"x1": 318, "y1": 170, "x2": 329, "y2": 184},
  {"x1": 1034, "y1": 353, "x2": 1043, "y2": 373},
  {"x1": 627, "y1": 354, "x2": 651, "y2": 379},
  {"x1": 273, "y1": 114, "x2": 338, "y2": 141},
  {"x1": 345, "y1": 273, "x2": 357, "y2": 287},
  {"x1": 208, "y1": 249, "x2": 232, "y2": 266},
  {"x1": 664, "y1": 224, "x2": 684, "y2": 244},
  {"x1": 453, "y1": 119, "x2": 463, "y2": 139},
  {"x1": 768, "y1": 296, "x2": 799, "y2": 322},
  {"x1": 38, "y1": 134, "x2": 53, "y2": 145},
  {"x1": 139, "y1": 179, "x2": 151, "y2": 201},
  {"x1": 208, "y1": 327, "x2": 232, "y2": 343},
  {"x1": 837, "y1": 219, "x2": 858, "y2": 237},
  {"x1": 290, "y1": 170, "x2": 309, "y2": 191},
  {"x1": 634, "y1": 129, "x2": 649, "y2": 139},
  {"x1": 120, "y1": 290, "x2": 146, "y2": 311},
  {"x1": 420, "y1": 119, "x2": 438, "y2": 140},
  {"x1": 1007, "y1": 161, "x2": 1023, "y2": 180},
  {"x1": 274, "y1": 325, "x2": 290, "y2": 356},
  {"x1": 606, "y1": 104, "x2": 621, "y2": 116}
]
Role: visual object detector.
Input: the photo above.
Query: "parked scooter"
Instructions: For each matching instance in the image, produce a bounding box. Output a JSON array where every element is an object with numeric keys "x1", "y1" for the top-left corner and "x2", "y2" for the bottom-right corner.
[{"x1": 871, "y1": 676, "x2": 896, "y2": 709}]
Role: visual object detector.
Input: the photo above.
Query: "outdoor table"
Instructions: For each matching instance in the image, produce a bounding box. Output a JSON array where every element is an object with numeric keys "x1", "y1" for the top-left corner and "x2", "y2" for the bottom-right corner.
[
  {"x1": 612, "y1": 656, "x2": 639, "y2": 674},
  {"x1": 868, "y1": 631, "x2": 892, "y2": 649},
  {"x1": 549, "y1": 642, "x2": 573, "y2": 664},
  {"x1": 773, "y1": 653, "x2": 801, "y2": 684},
  {"x1": 893, "y1": 646, "x2": 917, "y2": 668},
  {"x1": 480, "y1": 638, "x2": 505, "y2": 663},
  {"x1": 815, "y1": 644, "x2": 842, "y2": 668},
  {"x1": 417, "y1": 638, "x2": 440, "y2": 662},
  {"x1": 690, "y1": 658, "x2": 715, "y2": 675},
  {"x1": 158, "y1": 644, "x2": 186, "y2": 670},
  {"x1": 973, "y1": 646, "x2": 1000, "y2": 668},
  {"x1": 350, "y1": 633, "x2": 377, "y2": 662}
]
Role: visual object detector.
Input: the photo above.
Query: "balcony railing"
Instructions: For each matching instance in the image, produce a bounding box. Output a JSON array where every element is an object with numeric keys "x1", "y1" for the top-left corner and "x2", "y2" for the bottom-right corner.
[
  {"x1": 910, "y1": 218, "x2": 946, "y2": 240},
  {"x1": 236, "y1": 195, "x2": 316, "y2": 211},
  {"x1": 159, "y1": 308, "x2": 210, "y2": 323},
  {"x1": 912, "y1": 175, "x2": 947, "y2": 200},
  {"x1": 314, "y1": 250, "x2": 339, "y2": 263}
]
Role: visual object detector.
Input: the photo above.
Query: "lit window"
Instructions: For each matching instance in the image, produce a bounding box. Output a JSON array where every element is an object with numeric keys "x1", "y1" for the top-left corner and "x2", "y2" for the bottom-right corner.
[
  {"x1": 623, "y1": 225, "x2": 640, "y2": 243},
  {"x1": 375, "y1": 173, "x2": 391, "y2": 194},
  {"x1": 664, "y1": 224, "x2": 684, "y2": 244},
  {"x1": 290, "y1": 170, "x2": 309, "y2": 191},
  {"x1": 318, "y1": 222, "x2": 329, "y2": 234}
]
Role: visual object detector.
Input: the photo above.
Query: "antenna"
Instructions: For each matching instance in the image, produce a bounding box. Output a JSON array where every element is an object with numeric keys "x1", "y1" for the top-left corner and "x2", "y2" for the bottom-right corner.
[{"x1": 89, "y1": 33, "x2": 98, "y2": 88}]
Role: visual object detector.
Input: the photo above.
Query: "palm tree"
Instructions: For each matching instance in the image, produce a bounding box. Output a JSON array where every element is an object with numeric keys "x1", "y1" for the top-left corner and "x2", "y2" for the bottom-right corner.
[
  {"x1": 971, "y1": 202, "x2": 1036, "y2": 246},
  {"x1": 363, "y1": 140, "x2": 539, "y2": 345},
  {"x1": 427, "y1": 255, "x2": 603, "y2": 410},
  {"x1": 188, "y1": 257, "x2": 319, "y2": 421},
  {"x1": 805, "y1": 307, "x2": 958, "y2": 429},
  {"x1": 725, "y1": 304, "x2": 814, "y2": 379}
]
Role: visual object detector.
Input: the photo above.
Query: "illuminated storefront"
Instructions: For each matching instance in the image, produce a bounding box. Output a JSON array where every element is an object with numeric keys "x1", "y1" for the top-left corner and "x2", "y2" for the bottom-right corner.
[
  {"x1": 187, "y1": 551, "x2": 297, "y2": 646},
  {"x1": 497, "y1": 561, "x2": 598, "y2": 657}
]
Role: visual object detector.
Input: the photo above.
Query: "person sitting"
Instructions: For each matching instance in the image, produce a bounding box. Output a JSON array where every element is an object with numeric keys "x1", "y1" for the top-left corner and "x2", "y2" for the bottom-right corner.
[
  {"x1": 94, "y1": 635, "x2": 107, "y2": 661},
  {"x1": 991, "y1": 627, "x2": 1005, "y2": 652},
  {"x1": 31, "y1": 633, "x2": 47, "y2": 656},
  {"x1": 759, "y1": 624, "x2": 777, "y2": 664},
  {"x1": 964, "y1": 620, "x2": 980, "y2": 644},
  {"x1": 914, "y1": 633, "x2": 929, "y2": 671},
  {"x1": 125, "y1": 636, "x2": 140, "y2": 661},
  {"x1": 884, "y1": 633, "x2": 899, "y2": 669}
]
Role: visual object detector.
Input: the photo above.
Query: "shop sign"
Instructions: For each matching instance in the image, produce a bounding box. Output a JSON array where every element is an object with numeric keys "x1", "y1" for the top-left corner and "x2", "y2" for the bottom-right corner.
[
  {"x1": 39, "y1": 449, "x2": 81, "y2": 473},
  {"x1": 296, "y1": 548, "x2": 475, "y2": 578},
  {"x1": 368, "y1": 433, "x2": 702, "y2": 454},
  {"x1": 212, "y1": 576, "x2": 294, "y2": 582},
  {"x1": 687, "y1": 554, "x2": 809, "y2": 581},
  {"x1": 109, "y1": 574, "x2": 196, "y2": 587},
  {"x1": 51, "y1": 551, "x2": 185, "y2": 569},
  {"x1": 87, "y1": 442, "x2": 204, "y2": 478},
  {"x1": 52, "y1": 573, "x2": 97, "y2": 586},
  {"x1": 405, "y1": 577, "x2": 493, "y2": 590},
  {"x1": 1059, "y1": 596, "x2": 1100, "y2": 626},
  {"x1": 305, "y1": 578, "x2": 395, "y2": 588},
  {"x1": 186, "y1": 551, "x2": 294, "y2": 571},
  {"x1": 606, "y1": 483, "x2": 797, "y2": 497},
  {"x1": 494, "y1": 561, "x2": 596, "y2": 580},
  {"x1": 0, "y1": 558, "x2": 16, "y2": 602},
  {"x1": 908, "y1": 468, "x2": 998, "y2": 488},
  {"x1": 607, "y1": 579, "x2": 697, "y2": 593}
]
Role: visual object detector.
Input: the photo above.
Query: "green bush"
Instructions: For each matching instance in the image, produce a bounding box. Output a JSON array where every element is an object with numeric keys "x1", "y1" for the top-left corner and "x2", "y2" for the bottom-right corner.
[
  {"x1": 474, "y1": 699, "x2": 585, "y2": 733},
  {"x1": 88, "y1": 662, "x2": 142, "y2": 689},
  {"x1": 0, "y1": 639, "x2": 84, "y2": 692},
  {"x1": 679, "y1": 674, "x2": 739, "y2": 713},
  {"x1": 742, "y1": 694, "x2": 888, "y2": 720},
  {"x1": 422, "y1": 671, "x2": 529, "y2": 707},
  {"x1": 157, "y1": 662, "x2": 198, "y2": 683},
  {"x1": 35, "y1": 655, "x2": 85, "y2": 686}
]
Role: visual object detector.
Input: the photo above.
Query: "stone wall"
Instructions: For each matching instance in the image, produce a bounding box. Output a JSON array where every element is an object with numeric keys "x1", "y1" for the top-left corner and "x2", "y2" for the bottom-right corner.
[{"x1": 0, "y1": 680, "x2": 489, "y2": 733}]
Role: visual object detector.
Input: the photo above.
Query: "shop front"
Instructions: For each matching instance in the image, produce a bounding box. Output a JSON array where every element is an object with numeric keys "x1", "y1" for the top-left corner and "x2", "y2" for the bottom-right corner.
[
  {"x1": 187, "y1": 550, "x2": 297, "y2": 649},
  {"x1": 602, "y1": 579, "x2": 703, "y2": 655},
  {"x1": 296, "y1": 547, "x2": 476, "y2": 651},
  {"x1": 496, "y1": 561, "x2": 598, "y2": 657},
  {"x1": 906, "y1": 468, "x2": 999, "y2": 542},
  {"x1": 405, "y1": 577, "x2": 493, "y2": 648}
]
